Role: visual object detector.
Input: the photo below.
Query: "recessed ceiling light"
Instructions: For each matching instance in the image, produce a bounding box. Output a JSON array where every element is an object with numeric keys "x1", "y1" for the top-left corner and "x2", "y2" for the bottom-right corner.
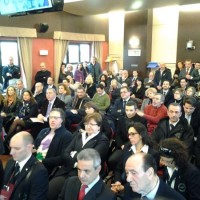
[{"x1": 131, "y1": 1, "x2": 143, "y2": 9}]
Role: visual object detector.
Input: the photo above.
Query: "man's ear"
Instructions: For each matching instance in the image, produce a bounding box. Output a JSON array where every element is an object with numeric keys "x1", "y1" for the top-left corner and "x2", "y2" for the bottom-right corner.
[{"x1": 146, "y1": 167, "x2": 154, "y2": 178}]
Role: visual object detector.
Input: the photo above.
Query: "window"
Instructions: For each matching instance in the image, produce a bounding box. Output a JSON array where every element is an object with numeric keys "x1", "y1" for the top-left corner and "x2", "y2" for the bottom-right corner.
[
  {"x1": 0, "y1": 40, "x2": 19, "y2": 67},
  {"x1": 64, "y1": 42, "x2": 91, "y2": 64}
]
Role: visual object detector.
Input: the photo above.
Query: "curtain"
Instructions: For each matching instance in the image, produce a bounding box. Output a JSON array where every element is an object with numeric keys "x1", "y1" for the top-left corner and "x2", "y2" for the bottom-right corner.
[
  {"x1": 17, "y1": 37, "x2": 32, "y2": 89},
  {"x1": 54, "y1": 40, "x2": 68, "y2": 85},
  {"x1": 92, "y1": 41, "x2": 102, "y2": 67}
]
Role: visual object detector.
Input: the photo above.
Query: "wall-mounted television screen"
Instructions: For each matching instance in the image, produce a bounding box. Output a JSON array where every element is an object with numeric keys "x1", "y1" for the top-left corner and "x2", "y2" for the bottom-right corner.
[{"x1": 0, "y1": 0, "x2": 53, "y2": 15}]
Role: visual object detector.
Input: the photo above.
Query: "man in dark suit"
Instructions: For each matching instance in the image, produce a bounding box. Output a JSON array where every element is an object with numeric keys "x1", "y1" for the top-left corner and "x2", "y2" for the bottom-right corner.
[
  {"x1": 179, "y1": 59, "x2": 197, "y2": 86},
  {"x1": 58, "y1": 148, "x2": 116, "y2": 200},
  {"x1": 1, "y1": 131, "x2": 48, "y2": 200},
  {"x1": 33, "y1": 82, "x2": 46, "y2": 110},
  {"x1": 124, "y1": 153, "x2": 185, "y2": 200},
  {"x1": 153, "y1": 62, "x2": 172, "y2": 91},
  {"x1": 16, "y1": 79, "x2": 26, "y2": 100},
  {"x1": 160, "y1": 80, "x2": 174, "y2": 107},
  {"x1": 152, "y1": 103, "x2": 194, "y2": 155},
  {"x1": 29, "y1": 87, "x2": 65, "y2": 138}
]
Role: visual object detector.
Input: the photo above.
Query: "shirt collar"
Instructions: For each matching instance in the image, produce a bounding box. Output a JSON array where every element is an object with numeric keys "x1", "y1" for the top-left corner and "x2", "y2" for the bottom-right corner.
[
  {"x1": 85, "y1": 175, "x2": 100, "y2": 194},
  {"x1": 145, "y1": 177, "x2": 160, "y2": 200},
  {"x1": 130, "y1": 144, "x2": 149, "y2": 154},
  {"x1": 17, "y1": 154, "x2": 32, "y2": 172}
]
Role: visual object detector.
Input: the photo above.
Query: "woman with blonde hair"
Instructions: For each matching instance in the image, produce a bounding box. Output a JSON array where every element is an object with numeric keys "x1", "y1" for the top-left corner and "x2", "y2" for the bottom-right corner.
[
  {"x1": 140, "y1": 87, "x2": 157, "y2": 111},
  {"x1": 83, "y1": 74, "x2": 96, "y2": 98},
  {"x1": 1, "y1": 86, "x2": 20, "y2": 132}
]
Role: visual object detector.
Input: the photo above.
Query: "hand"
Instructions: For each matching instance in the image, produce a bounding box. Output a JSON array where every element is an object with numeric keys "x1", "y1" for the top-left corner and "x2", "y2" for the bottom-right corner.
[
  {"x1": 186, "y1": 74, "x2": 191, "y2": 79},
  {"x1": 111, "y1": 182, "x2": 124, "y2": 193},
  {"x1": 37, "y1": 114, "x2": 44, "y2": 121},
  {"x1": 136, "y1": 110, "x2": 144, "y2": 117},
  {"x1": 131, "y1": 94, "x2": 135, "y2": 98},
  {"x1": 71, "y1": 109, "x2": 78, "y2": 114},
  {"x1": 0, "y1": 112, "x2": 6, "y2": 117}
]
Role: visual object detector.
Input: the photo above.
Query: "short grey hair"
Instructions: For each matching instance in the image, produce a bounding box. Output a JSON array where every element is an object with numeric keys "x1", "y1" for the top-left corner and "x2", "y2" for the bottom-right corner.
[{"x1": 77, "y1": 148, "x2": 101, "y2": 169}]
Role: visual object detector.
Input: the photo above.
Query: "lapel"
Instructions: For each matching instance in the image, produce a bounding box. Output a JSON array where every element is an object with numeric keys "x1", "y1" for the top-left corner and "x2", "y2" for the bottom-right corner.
[
  {"x1": 82, "y1": 134, "x2": 99, "y2": 148},
  {"x1": 13, "y1": 156, "x2": 36, "y2": 192},
  {"x1": 84, "y1": 179, "x2": 103, "y2": 200}
]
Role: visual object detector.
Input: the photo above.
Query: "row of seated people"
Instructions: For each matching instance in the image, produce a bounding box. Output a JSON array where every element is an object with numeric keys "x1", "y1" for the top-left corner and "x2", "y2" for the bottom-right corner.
[
  {"x1": 1, "y1": 79, "x2": 200, "y2": 164},
  {"x1": 0, "y1": 108, "x2": 200, "y2": 200}
]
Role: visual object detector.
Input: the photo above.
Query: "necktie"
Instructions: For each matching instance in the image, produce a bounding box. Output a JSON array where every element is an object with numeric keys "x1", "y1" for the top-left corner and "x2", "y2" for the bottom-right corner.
[
  {"x1": 141, "y1": 196, "x2": 149, "y2": 200},
  {"x1": 163, "y1": 92, "x2": 166, "y2": 97},
  {"x1": 11, "y1": 163, "x2": 20, "y2": 183},
  {"x1": 170, "y1": 124, "x2": 174, "y2": 131},
  {"x1": 78, "y1": 185, "x2": 87, "y2": 200},
  {"x1": 123, "y1": 100, "x2": 127, "y2": 108},
  {"x1": 46, "y1": 102, "x2": 52, "y2": 117}
]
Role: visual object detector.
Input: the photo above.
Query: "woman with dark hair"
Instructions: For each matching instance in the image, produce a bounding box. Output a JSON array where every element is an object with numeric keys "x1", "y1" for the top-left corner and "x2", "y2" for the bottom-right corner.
[
  {"x1": 99, "y1": 74, "x2": 108, "y2": 87},
  {"x1": 159, "y1": 137, "x2": 200, "y2": 200},
  {"x1": 131, "y1": 78, "x2": 145, "y2": 100},
  {"x1": 172, "y1": 61, "x2": 184, "y2": 88},
  {"x1": 5, "y1": 90, "x2": 38, "y2": 142},
  {"x1": 47, "y1": 112, "x2": 110, "y2": 200},
  {"x1": 58, "y1": 63, "x2": 67, "y2": 83},
  {"x1": 111, "y1": 122, "x2": 159, "y2": 194},
  {"x1": 74, "y1": 63, "x2": 84, "y2": 84},
  {"x1": 34, "y1": 108, "x2": 72, "y2": 174}
]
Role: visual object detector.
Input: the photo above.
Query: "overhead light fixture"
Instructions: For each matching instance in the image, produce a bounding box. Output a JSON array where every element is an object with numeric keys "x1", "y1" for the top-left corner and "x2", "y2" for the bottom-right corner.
[
  {"x1": 131, "y1": 1, "x2": 143, "y2": 9},
  {"x1": 129, "y1": 36, "x2": 140, "y2": 48}
]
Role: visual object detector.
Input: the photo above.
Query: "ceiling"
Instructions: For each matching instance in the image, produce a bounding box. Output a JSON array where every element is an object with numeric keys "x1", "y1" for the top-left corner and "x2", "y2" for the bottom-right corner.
[{"x1": 63, "y1": 0, "x2": 200, "y2": 16}]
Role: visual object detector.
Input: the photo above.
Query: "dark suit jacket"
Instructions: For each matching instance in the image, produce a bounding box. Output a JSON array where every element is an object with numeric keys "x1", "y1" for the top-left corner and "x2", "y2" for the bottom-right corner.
[
  {"x1": 179, "y1": 67, "x2": 196, "y2": 86},
  {"x1": 58, "y1": 176, "x2": 116, "y2": 200},
  {"x1": 110, "y1": 98, "x2": 134, "y2": 120},
  {"x1": 40, "y1": 97, "x2": 65, "y2": 116},
  {"x1": 162, "y1": 163, "x2": 200, "y2": 200},
  {"x1": 115, "y1": 115, "x2": 147, "y2": 148},
  {"x1": 154, "y1": 68, "x2": 172, "y2": 87},
  {"x1": 55, "y1": 132, "x2": 109, "y2": 177},
  {"x1": 124, "y1": 178, "x2": 186, "y2": 200},
  {"x1": 34, "y1": 125, "x2": 73, "y2": 174},
  {"x1": 159, "y1": 89, "x2": 174, "y2": 108},
  {"x1": 152, "y1": 117, "x2": 194, "y2": 154},
  {"x1": 114, "y1": 143, "x2": 159, "y2": 183},
  {"x1": 3, "y1": 155, "x2": 48, "y2": 200}
]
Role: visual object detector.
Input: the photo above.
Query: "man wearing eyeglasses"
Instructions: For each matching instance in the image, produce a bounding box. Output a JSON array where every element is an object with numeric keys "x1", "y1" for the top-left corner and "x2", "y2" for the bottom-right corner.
[
  {"x1": 152, "y1": 102, "x2": 194, "y2": 154},
  {"x1": 124, "y1": 153, "x2": 185, "y2": 200},
  {"x1": 58, "y1": 148, "x2": 116, "y2": 200},
  {"x1": 34, "y1": 108, "x2": 72, "y2": 175}
]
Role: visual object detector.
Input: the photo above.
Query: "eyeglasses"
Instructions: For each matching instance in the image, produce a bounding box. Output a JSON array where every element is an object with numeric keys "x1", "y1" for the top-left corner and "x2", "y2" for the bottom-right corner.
[
  {"x1": 49, "y1": 116, "x2": 62, "y2": 120},
  {"x1": 128, "y1": 132, "x2": 139, "y2": 136},
  {"x1": 159, "y1": 146, "x2": 172, "y2": 157},
  {"x1": 84, "y1": 123, "x2": 98, "y2": 127}
]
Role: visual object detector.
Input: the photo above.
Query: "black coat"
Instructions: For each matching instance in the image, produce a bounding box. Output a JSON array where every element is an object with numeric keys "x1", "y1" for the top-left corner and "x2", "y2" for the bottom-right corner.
[
  {"x1": 58, "y1": 176, "x2": 116, "y2": 200},
  {"x1": 152, "y1": 117, "x2": 194, "y2": 154},
  {"x1": 124, "y1": 178, "x2": 186, "y2": 200},
  {"x1": 154, "y1": 68, "x2": 172, "y2": 87},
  {"x1": 3, "y1": 155, "x2": 48, "y2": 200},
  {"x1": 115, "y1": 115, "x2": 147, "y2": 148},
  {"x1": 55, "y1": 132, "x2": 109, "y2": 177},
  {"x1": 162, "y1": 163, "x2": 200, "y2": 200},
  {"x1": 34, "y1": 125, "x2": 73, "y2": 174},
  {"x1": 114, "y1": 143, "x2": 159, "y2": 183}
]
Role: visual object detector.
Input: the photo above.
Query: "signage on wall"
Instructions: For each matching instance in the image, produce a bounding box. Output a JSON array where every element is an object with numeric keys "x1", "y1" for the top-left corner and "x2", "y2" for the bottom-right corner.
[{"x1": 128, "y1": 49, "x2": 141, "y2": 56}]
